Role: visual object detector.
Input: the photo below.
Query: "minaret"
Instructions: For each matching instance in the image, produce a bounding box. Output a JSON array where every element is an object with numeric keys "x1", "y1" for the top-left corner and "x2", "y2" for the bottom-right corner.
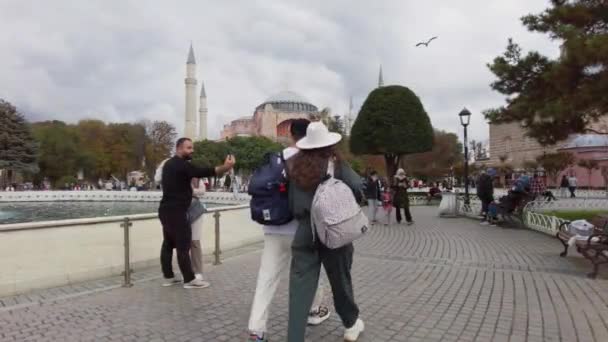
[
  {"x1": 345, "y1": 96, "x2": 354, "y2": 135},
  {"x1": 184, "y1": 44, "x2": 197, "y2": 139},
  {"x1": 198, "y1": 81, "x2": 208, "y2": 140},
  {"x1": 378, "y1": 65, "x2": 384, "y2": 88}
]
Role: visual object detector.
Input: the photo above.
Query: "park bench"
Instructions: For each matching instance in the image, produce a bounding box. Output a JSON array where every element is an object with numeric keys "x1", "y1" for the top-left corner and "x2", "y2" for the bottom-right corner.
[{"x1": 556, "y1": 215, "x2": 608, "y2": 278}]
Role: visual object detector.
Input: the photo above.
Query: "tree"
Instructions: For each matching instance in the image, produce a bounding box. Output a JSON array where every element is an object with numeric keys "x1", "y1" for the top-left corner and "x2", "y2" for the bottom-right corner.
[
  {"x1": 496, "y1": 155, "x2": 514, "y2": 187},
  {"x1": 350, "y1": 85, "x2": 434, "y2": 177},
  {"x1": 143, "y1": 120, "x2": 177, "y2": 177},
  {"x1": 522, "y1": 160, "x2": 540, "y2": 173},
  {"x1": 75, "y1": 119, "x2": 110, "y2": 180},
  {"x1": 536, "y1": 152, "x2": 575, "y2": 188},
  {"x1": 225, "y1": 136, "x2": 283, "y2": 173},
  {"x1": 329, "y1": 115, "x2": 345, "y2": 134},
  {"x1": 105, "y1": 123, "x2": 146, "y2": 179},
  {"x1": 31, "y1": 121, "x2": 91, "y2": 187},
  {"x1": 578, "y1": 158, "x2": 600, "y2": 189},
  {"x1": 0, "y1": 99, "x2": 39, "y2": 186},
  {"x1": 401, "y1": 130, "x2": 463, "y2": 181},
  {"x1": 470, "y1": 140, "x2": 487, "y2": 161},
  {"x1": 485, "y1": 0, "x2": 608, "y2": 145},
  {"x1": 192, "y1": 136, "x2": 282, "y2": 174}
]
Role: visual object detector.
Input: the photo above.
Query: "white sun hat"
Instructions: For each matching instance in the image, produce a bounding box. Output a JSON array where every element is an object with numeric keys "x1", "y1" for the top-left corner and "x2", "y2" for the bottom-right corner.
[{"x1": 296, "y1": 121, "x2": 342, "y2": 150}]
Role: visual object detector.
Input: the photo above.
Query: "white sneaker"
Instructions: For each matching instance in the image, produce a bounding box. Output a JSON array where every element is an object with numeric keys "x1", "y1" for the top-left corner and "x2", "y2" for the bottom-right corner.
[
  {"x1": 480, "y1": 221, "x2": 490, "y2": 226},
  {"x1": 183, "y1": 278, "x2": 210, "y2": 289},
  {"x1": 161, "y1": 277, "x2": 182, "y2": 287},
  {"x1": 344, "y1": 318, "x2": 365, "y2": 341},
  {"x1": 195, "y1": 273, "x2": 204, "y2": 281},
  {"x1": 307, "y1": 306, "x2": 331, "y2": 326}
]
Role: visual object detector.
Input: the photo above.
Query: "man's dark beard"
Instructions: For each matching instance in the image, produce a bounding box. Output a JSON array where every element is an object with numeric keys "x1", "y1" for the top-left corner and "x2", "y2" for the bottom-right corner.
[{"x1": 185, "y1": 153, "x2": 193, "y2": 160}]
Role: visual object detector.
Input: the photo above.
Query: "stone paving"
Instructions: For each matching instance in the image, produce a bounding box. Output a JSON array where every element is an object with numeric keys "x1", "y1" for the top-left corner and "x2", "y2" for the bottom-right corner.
[{"x1": 1, "y1": 206, "x2": 608, "y2": 342}]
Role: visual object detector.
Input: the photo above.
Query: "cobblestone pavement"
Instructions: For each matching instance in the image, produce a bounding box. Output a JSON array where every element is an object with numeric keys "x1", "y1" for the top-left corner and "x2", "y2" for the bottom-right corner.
[{"x1": 2, "y1": 207, "x2": 608, "y2": 342}]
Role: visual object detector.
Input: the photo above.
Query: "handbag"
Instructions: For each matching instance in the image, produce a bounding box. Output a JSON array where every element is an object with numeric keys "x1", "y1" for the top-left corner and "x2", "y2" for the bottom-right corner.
[{"x1": 187, "y1": 196, "x2": 208, "y2": 223}]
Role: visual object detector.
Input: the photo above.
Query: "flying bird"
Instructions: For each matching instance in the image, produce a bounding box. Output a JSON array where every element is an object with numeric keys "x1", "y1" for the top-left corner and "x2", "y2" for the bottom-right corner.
[{"x1": 416, "y1": 36, "x2": 438, "y2": 47}]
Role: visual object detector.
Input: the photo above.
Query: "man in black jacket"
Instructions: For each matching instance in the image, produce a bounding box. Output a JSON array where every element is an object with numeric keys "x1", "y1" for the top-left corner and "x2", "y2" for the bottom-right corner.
[
  {"x1": 476, "y1": 168, "x2": 495, "y2": 225},
  {"x1": 160, "y1": 137, "x2": 235, "y2": 289}
]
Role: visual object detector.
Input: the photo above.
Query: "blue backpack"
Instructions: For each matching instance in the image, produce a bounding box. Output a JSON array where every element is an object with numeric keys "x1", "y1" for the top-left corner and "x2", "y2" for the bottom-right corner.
[{"x1": 248, "y1": 152, "x2": 293, "y2": 225}]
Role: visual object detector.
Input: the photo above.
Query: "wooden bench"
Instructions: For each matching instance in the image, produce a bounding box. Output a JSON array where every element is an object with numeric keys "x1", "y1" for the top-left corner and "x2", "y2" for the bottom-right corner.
[{"x1": 556, "y1": 215, "x2": 608, "y2": 278}]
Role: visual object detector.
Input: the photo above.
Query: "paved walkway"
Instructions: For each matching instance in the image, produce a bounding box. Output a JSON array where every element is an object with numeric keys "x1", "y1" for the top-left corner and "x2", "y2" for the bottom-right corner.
[{"x1": 2, "y1": 207, "x2": 608, "y2": 342}]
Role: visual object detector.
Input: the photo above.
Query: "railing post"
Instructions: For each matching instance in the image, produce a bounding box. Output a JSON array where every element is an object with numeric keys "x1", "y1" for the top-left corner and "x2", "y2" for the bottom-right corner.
[
  {"x1": 121, "y1": 217, "x2": 133, "y2": 288},
  {"x1": 213, "y1": 211, "x2": 222, "y2": 265}
]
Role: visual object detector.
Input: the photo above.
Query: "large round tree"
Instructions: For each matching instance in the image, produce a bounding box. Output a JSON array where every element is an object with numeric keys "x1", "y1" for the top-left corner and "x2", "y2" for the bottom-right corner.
[{"x1": 350, "y1": 85, "x2": 434, "y2": 177}]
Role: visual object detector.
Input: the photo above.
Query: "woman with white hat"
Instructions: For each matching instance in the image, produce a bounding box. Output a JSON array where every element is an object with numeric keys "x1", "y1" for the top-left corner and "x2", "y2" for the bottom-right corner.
[
  {"x1": 287, "y1": 121, "x2": 365, "y2": 342},
  {"x1": 393, "y1": 168, "x2": 414, "y2": 225}
]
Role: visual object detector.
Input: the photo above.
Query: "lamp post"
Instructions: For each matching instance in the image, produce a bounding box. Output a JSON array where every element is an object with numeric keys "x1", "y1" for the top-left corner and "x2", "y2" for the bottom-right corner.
[{"x1": 459, "y1": 108, "x2": 472, "y2": 204}]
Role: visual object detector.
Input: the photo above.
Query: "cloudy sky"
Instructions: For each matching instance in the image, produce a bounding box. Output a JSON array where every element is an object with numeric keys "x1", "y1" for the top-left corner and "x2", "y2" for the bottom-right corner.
[{"x1": 0, "y1": 0, "x2": 560, "y2": 141}]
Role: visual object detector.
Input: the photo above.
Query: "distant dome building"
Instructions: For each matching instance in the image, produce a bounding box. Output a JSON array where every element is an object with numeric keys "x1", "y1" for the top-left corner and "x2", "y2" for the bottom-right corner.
[
  {"x1": 559, "y1": 134, "x2": 608, "y2": 150},
  {"x1": 220, "y1": 90, "x2": 318, "y2": 142}
]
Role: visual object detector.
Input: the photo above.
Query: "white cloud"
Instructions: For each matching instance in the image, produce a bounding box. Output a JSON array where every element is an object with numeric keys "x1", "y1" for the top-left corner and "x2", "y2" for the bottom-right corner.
[{"x1": 0, "y1": 0, "x2": 561, "y2": 141}]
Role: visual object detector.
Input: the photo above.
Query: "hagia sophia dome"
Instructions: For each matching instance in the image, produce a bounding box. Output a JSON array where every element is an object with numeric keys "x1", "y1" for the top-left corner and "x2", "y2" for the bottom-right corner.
[{"x1": 255, "y1": 90, "x2": 318, "y2": 113}]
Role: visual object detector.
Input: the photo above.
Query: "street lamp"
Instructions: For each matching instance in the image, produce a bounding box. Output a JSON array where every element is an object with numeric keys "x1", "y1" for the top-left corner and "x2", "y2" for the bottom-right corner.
[{"x1": 459, "y1": 108, "x2": 472, "y2": 204}]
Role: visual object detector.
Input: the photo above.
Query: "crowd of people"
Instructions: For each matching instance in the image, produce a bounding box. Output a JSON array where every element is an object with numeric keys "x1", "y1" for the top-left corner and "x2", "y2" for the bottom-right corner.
[{"x1": 156, "y1": 120, "x2": 365, "y2": 342}]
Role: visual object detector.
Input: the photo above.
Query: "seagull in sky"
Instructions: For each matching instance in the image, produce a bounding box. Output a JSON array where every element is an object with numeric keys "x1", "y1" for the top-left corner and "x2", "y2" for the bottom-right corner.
[{"x1": 416, "y1": 36, "x2": 438, "y2": 47}]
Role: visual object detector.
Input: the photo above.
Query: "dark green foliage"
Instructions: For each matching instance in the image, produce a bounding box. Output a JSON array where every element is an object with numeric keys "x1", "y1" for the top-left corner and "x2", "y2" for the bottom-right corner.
[
  {"x1": 486, "y1": 0, "x2": 608, "y2": 145},
  {"x1": 192, "y1": 136, "x2": 283, "y2": 174},
  {"x1": 0, "y1": 99, "x2": 39, "y2": 174},
  {"x1": 350, "y1": 85, "x2": 434, "y2": 176}
]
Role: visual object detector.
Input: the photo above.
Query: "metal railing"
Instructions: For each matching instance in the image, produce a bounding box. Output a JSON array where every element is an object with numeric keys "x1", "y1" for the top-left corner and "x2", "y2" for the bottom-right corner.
[
  {"x1": 0, "y1": 204, "x2": 249, "y2": 288},
  {"x1": 116, "y1": 204, "x2": 248, "y2": 287}
]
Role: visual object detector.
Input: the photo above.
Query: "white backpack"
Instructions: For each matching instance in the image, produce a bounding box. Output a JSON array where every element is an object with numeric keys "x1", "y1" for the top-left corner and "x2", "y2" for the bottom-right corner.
[{"x1": 311, "y1": 161, "x2": 370, "y2": 249}]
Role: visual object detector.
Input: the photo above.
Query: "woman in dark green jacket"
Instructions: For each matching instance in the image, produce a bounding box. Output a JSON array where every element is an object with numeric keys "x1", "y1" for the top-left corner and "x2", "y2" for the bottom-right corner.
[{"x1": 287, "y1": 122, "x2": 365, "y2": 342}]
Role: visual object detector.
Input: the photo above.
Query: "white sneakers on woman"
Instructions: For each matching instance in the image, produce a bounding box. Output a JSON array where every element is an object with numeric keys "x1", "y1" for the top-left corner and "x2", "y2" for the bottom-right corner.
[{"x1": 344, "y1": 318, "x2": 365, "y2": 341}]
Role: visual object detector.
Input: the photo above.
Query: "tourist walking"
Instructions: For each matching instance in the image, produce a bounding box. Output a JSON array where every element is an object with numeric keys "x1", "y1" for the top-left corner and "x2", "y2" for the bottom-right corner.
[
  {"x1": 247, "y1": 119, "x2": 330, "y2": 342},
  {"x1": 560, "y1": 175, "x2": 569, "y2": 198},
  {"x1": 364, "y1": 170, "x2": 381, "y2": 224},
  {"x1": 287, "y1": 122, "x2": 364, "y2": 342},
  {"x1": 158, "y1": 138, "x2": 235, "y2": 289},
  {"x1": 393, "y1": 168, "x2": 413, "y2": 225},
  {"x1": 477, "y1": 168, "x2": 495, "y2": 225},
  {"x1": 568, "y1": 174, "x2": 578, "y2": 198}
]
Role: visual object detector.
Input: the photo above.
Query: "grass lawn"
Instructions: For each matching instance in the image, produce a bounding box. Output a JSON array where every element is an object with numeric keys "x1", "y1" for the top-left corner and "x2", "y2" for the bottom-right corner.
[{"x1": 546, "y1": 210, "x2": 608, "y2": 222}]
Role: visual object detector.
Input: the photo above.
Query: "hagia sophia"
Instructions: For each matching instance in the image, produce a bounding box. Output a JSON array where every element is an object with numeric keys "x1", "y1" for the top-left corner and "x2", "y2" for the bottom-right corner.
[
  {"x1": 219, "y1": 90, "x2": 319, "y2": 143},
  {"x1": 183, "y1": 45, "x2": 367, "y2": 144}
]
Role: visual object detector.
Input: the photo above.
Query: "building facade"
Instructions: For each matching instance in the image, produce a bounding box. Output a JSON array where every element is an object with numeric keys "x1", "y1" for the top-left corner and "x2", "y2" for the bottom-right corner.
[
  {"x1": 487, "y1": 120, "x2": 608, "y2": 188},
  {"x1": 220, "y1": 90, "x2": 318, "y2": 142}
]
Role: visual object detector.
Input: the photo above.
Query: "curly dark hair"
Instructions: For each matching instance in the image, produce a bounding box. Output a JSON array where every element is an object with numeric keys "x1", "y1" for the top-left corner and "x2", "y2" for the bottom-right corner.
[{"x1": 289, "y1": 146, "x2": 342, "y2": 191}]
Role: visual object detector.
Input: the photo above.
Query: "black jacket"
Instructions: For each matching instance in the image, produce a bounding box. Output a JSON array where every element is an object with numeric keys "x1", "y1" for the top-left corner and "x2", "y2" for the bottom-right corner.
[
  {"x1": 364, "y1": 177, "x2": 381, "y2": 201},
  {"x1": 476, "y1": 174, "x2": 494, "y2": 199},
  {"x1": 160, "y1": 156, "x2": 216, "y2": 210}
]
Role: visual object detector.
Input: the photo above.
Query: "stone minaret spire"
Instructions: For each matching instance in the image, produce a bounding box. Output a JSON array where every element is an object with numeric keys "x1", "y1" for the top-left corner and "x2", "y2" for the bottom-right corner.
[
  {"x1": 184, "y1": 43, "x2": 197, "y2": 139},
  {"x1": 378, "y1": 64, "x2": 384, "y2": 88},
  {"x1": 198, "y1": 81, "x2": 208, "y2": 140},
  {"x1": 345, "y1": 96, "x2": 354, "y2": 135}
]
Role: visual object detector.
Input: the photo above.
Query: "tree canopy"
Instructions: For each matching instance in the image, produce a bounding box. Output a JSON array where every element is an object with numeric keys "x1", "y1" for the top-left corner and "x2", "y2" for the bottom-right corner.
[
  {"x1": 31, "y1": 121, "x2": 91, "y2": 186},
  {"x1": 28, "y1": 119, "x2": 176, "y2": 187},
  {"x1": 485, "y1": 0, "x2": 608, "y2": 145},
  {"x1": 350, "y1": 85, "x2": 434, "y2": 177},
  {"x1": 401, "y1": 130, "x2": 463, "y2": 181},
  {"x1": 536, "y1": 151, "x2": 576, "y2": 186},
  {"x1": 0, "y1": 99, "x2": 39, "y2": 174},
  {"x1": 192, "y1": 136, "x2": 283, "y2": 174}
]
